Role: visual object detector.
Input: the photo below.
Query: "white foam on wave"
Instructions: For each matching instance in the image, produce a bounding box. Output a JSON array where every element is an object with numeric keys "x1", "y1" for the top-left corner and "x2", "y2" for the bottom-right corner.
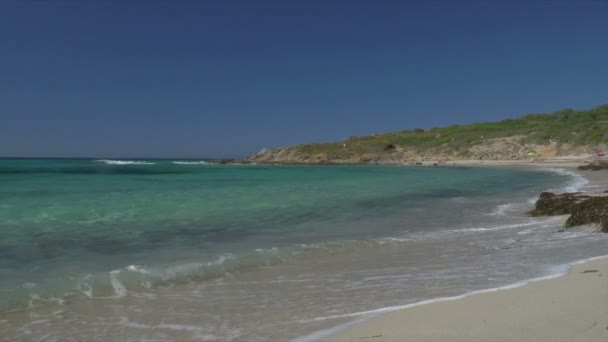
[
  {"x1": 382, "y1": 217, "x2": 561, "y2": 243},
  {"x1": 488, "y1": 168, "x2": 589, "y2": 217},
  {"x1": 455, "y1": 217, "x2": 561, "y2": 233},
  {"x1": 123, "y1": 320, "x2": 222, "y2": 340},
  {"x1": 123, "y1": 255, "x2": 238, "y2": 283},
  {"x1": 79, "y1": 270, "x2": 128, "y2": 299},
  {"x1": 377, "y1": 237, "x2": 411, "y2": 243},
  {"x1": 72, "y1": 252, "x2": 285, "y2": 300},
  {"x1": 109, "y1": 270, "x2": 127, "y2": 297},
  {"x1": 374, "y1": 218, "x2": 558, "y2": 246},
  {"x1": 96, "y1": 159, "x2": 155, "y2": 165},
  {"x1": 171, "y1": 161, "x2": 209, "y2": 165},
  {"x1": 539, "y1": 168, "x2": 589, "y2": 192},
  {"x1": 292, "y1": 254, "x2": 608, "y2": 342},
  {"x1": 486, "y1": 202, "x2": 525, "y2": 216}
]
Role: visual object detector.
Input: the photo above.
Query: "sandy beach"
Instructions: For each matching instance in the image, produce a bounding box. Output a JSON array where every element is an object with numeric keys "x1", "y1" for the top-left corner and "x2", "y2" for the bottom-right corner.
[
  {"x1": 328, "y1": 257, "x2": 608, "y2": 342},
  {"x1": 326, "y1": 157, "x2": 608, "y2": 342},
  {"x1": 450, "y1": 155, "x2": 596, "y2": 169}
]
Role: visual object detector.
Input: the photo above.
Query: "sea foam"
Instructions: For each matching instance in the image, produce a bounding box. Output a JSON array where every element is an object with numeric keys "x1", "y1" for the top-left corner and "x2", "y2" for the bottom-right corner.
[
  {"x1": 171, "y1": 161, "x2": 209, "y2": 165},
  {"x1": 96, "y1": 159, "x2": 156, "y2": 165},
  {"x1": 293, "y1": 254, "x2": 608, "y2": 342},
  {"x1": 539, "y1": 168, "x2": 589, "y2": 192},
  {"x1": 487, "y1": 168, "x2": 590, "y2": 217}
]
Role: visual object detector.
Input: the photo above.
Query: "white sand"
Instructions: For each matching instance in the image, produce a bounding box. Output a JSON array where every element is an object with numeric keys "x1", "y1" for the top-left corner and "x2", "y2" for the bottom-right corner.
[
  {"x1": 328, "y1": 257, "x2": 608, "y2": 342},
  {"x1": 452, "y1": 157, "x2": 593, "y2": 168}
]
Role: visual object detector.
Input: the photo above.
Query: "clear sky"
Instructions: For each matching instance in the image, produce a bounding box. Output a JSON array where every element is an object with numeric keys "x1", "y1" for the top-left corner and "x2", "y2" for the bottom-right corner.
[{"x1": 1, "y1": 0, "x2": 607, "y2": 158}]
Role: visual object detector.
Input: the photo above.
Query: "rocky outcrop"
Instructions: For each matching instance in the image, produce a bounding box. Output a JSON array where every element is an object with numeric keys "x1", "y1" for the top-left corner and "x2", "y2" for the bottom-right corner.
[
  {"x1": 247, "y1": 136, "x2": 597, "y2": 165},
  {"x1": 565, "y1": 197, "x2": 608, "y2": 232},
  {"x1": 529, "y1": 192, "x2": 608, "y2": 232},
  {"x1": 578, "y1": 160, "x2": 608, "y2": 171},
  {"x1": 528, "y1": 192, "x2": 591, "y2": 216}
]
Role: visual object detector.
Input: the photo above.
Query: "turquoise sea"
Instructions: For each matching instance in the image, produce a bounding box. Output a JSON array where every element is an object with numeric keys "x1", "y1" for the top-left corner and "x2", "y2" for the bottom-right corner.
[{"x1": 1, "y1": 158, "x2": 607, "y2": 341}]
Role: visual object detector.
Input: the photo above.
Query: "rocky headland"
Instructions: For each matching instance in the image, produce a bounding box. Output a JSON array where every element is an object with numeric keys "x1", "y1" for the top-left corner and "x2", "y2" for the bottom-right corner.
[{"x1": 243, "y1": 105, "x2": 608, "y2": 165}]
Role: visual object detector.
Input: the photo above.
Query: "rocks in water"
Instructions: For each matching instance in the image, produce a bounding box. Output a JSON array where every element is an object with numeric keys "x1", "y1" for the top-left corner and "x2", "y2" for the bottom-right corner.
[
  {"x1": 565, "y1": 196, "x2": 608, "y2": 232},
  {"x1": 216, "y1": 159, "x2": 237, "y2": 164},
  {"x1": 578, "y1": 160, "x2": 608, "y2": 171},
  {"x1": 528, "y1": 192, "x2": 591, "y2": 216},
  {"x1": 529, "y1": 192, "x2": 608, "y2": 232}
]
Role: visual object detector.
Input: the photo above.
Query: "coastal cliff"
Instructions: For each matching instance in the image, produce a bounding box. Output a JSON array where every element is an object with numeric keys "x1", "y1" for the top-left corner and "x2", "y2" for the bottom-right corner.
[{"x1": 246, "y1": 105, "x2": 608, "y2": 164}]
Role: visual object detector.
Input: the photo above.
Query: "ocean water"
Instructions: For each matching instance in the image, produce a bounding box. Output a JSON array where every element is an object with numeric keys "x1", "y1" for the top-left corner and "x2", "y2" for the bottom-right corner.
[{"x1": 1, "y1": 159, "x2": 607, "y2": 341}]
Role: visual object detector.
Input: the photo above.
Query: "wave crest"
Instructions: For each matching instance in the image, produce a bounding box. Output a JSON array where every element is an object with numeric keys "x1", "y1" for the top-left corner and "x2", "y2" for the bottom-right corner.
[
  {"x1": 96, "y1": 160, "x2": 156, "y2": 165},
  {"x1": 539, "y1": 168, "x2": 589, "y2": 192},
  {"x1": 171, "y1": 161, "x2": 209, "y2": 165}
]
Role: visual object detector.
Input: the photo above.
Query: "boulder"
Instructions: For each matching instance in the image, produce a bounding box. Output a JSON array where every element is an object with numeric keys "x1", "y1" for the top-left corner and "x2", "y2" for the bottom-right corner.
[
  {"x1": 565, "y1": 197, "x2": 608, "y2": 232},
  {"x1": 528, "y1": 192, "x2": 591, "y2": 216},
  {"x1": 529, "y1": 192, "x2": 608, "y2": 232},
  {"x1": 578, "y1": 160, "x2": 608, "y2": 171}
]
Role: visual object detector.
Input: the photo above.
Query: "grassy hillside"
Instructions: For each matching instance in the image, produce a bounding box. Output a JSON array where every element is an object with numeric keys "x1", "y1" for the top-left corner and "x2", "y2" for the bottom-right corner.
[{"x1": 295, "y1": 104, "x2": 608, "y2": 157}]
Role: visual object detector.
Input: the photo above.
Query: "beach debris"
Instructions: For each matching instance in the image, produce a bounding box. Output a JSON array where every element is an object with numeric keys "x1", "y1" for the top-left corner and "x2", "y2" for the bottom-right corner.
[
  {"x1": 580, "y1": 270, "x2": 599, "y2": 273},
  {"x1": 358, "y1": 334, "x2": 383, "y2": 339}
]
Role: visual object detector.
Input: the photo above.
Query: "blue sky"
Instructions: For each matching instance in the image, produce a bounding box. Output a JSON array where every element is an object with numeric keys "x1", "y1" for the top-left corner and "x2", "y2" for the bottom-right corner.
[{"x1": 1, "y1": 1, "x2": 607, "y2": 158}]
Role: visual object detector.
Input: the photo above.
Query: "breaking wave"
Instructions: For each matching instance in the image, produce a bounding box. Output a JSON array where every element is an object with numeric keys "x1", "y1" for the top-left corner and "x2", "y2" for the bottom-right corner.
[
  {"x1": 15, "y1": 217, "x2": 564, "y2": 308},
  {"x1": 171, "y1": 161, "x2": 209, "y2": 165},
  {"x1": 487, "y1": 168, "x2": 589, "y2": 217},
  {"x1": 539, "y1": 168, "x2": 589, "y2": 193},
  {"x1": 96, "y1": 160, "x2": 156, "y2": 165}
]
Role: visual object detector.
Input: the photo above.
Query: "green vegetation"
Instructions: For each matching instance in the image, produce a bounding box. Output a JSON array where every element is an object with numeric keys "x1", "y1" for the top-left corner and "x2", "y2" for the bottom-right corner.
[{"x1": 295, "y1": 104, "x2": 608, "y2": 157}]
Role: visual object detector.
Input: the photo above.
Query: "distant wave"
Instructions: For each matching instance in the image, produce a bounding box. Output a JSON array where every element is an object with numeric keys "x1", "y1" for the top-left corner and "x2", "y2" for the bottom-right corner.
[
  {"x1": 96, "y1": 160, "x2": 156, "y2": 165},
  {"x1": 171, "y1": 161, "x2": 209, "y2": 165}
]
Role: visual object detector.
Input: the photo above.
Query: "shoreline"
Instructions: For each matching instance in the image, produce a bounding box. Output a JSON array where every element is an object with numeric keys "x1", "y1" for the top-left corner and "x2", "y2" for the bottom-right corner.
[
  {"x1": 297, "y1": 161, "x2": 608, "y2": 342},
  {"x1": 236, "y1": 155, "x2": 599, "y2": 168},
  {"x1": 235, "y1": 157, "x2": 602, "y2": 174},
  {"x1": 3, "y1": 159, "x2": 606, "y2": 341},
  {"x1": 322, "y1": 255, "x2": 608, "y2": 342},
  {"x1": 295, "y1": 255, "x2": 608, "y2": 342}
]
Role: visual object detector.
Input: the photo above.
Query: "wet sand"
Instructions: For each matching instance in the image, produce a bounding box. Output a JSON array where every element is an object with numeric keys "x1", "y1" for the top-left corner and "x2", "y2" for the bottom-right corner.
[{"x1": 328, "y1": 257, "x2": 608, "y2": 342}]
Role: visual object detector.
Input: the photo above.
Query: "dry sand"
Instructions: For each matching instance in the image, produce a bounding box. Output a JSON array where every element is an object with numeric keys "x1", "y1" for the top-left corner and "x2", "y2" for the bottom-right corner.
[
  {"x1": 325, "y1": 157, "x2": 608, "y2": 342},
  {"x1": 328, "y1": 257, "x2": 608, "y2": 342},
  {"x1": 452, "y1": 156, "x2": 594, "y2": 169}
]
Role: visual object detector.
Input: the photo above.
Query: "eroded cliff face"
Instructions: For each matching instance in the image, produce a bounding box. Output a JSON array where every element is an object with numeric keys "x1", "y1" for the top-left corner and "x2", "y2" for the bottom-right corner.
[{"x1": 247, "y1": 136, "x2": 597, "y2": 165}]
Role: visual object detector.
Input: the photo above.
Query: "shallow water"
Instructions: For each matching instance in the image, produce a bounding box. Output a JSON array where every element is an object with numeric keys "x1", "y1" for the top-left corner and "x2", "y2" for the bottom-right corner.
[{"x1": 1, "y1": 159, "x2": 606, "y2": 341}]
